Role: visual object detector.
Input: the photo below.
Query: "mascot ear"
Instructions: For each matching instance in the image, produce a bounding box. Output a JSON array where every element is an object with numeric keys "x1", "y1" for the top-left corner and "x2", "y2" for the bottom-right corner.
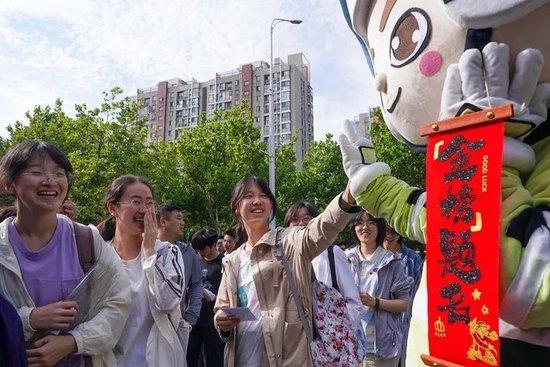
[{"x1": 442, "y1": 0, "x2": 549, "y2": 28}]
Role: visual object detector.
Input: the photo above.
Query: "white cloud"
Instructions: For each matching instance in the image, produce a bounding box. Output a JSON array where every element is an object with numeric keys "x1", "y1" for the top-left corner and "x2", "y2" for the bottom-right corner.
[{"x1": 0, "y1": 0, "x2": 379, "y2": 139}]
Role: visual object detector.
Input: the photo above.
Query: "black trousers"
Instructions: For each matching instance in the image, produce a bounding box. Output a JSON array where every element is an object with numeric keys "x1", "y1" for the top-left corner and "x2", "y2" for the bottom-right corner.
[
  {"x1": 187, "y1": 324, "x2": 225, "y2": 367},
  {"x1": 501, "y1": 337, "x2": 550, "y2": 367}
]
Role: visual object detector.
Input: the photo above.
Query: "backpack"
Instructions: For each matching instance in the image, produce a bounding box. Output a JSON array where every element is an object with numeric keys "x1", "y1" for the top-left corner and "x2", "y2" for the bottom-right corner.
[
  {"x1": 328, "y1": 245, "x2": 368, "y2": 363},
  {"x1": 72, "y1": 221, "x2": 96, "y2": 273},
  {"x1": 274, "y1": 229, "x2": 359, "y2": 367}
]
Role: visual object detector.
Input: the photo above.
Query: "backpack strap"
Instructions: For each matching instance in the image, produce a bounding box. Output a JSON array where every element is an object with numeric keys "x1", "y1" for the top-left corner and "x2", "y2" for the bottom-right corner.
[
  {"x1": 72, "y1": 221, "x2": 95, "y2": 273},
  {"x1": 274, "y1": 228, "x2": 314, "y2": 344},
  {"x1": 327, "y1": 245, "x2": 340, "y2": 292}
]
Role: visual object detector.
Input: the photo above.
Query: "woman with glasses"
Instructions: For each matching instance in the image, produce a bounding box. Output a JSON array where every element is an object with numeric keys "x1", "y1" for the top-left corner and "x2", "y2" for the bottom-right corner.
[
  {"x1": 347, "y1": 211, "x2": 411, "y2": 367},
  {"x1": 102, "y1": 174, "x2": 185, "y2": 366},
  {"x1": 0, "y1": 140, "x2": 131, "y2": 367},
  {"x1": 283, "y1": 201, "x2": 363, "y2": 328}
]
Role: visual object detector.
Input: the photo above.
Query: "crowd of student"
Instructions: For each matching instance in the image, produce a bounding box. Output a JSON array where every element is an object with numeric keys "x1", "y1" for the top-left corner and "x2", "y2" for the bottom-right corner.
[{"x1": 0, "y1": 140, "x2": 423, "y2": 367}]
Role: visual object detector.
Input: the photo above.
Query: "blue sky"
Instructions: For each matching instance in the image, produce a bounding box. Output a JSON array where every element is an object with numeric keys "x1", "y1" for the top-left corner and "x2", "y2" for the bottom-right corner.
[{"x1": 0, "y1": 0, "x2": 378, "y2": 139}]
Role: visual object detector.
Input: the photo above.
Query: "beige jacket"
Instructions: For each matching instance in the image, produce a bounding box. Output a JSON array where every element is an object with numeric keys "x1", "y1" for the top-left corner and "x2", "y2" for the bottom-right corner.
[{"x1": 214, "y1": 195, "x2": 355, "y2": 367}]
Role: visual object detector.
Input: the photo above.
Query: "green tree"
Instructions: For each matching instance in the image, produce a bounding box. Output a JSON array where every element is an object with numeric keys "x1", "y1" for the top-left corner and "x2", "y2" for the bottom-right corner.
[
  {"x1": 370, "y1": 107, "x2": 425, "y2": 188},
  {"x1": 166, "y1": 103, "x2": 268, "y2": 233},
  {"x1": 5, "y1": 88, "x2": 154, "y2": 224},
  {"x1": 275, "y1": 134, "x2": 347, "y2": 225}
]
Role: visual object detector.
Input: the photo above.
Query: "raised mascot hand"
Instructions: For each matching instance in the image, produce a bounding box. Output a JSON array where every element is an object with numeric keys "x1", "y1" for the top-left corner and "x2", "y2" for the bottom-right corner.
[
  {"x1": 440, "y1": 42, "x2": 550, "y2": 139},
  {"x1": 338, "y1": 119, "x2": 390, "y2": 198}
]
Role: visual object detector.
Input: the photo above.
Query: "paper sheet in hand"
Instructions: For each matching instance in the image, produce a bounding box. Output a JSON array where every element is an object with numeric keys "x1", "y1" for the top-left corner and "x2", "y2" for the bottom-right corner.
[
  {"x1": 65, "y1": 264, "x2": 116, "y2": 329},
  {"x1": 221, "y1": 307, "x2": 256, "y2": 321},
  {"x1": 28, "y1": 263, "x2": 117, "y2": 344}
]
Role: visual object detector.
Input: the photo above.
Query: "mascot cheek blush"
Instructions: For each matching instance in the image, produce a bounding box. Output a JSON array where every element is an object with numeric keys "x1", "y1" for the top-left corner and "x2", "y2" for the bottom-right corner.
[{"x1": 338, "y1": 1, "x2": 550, "y2": 366}]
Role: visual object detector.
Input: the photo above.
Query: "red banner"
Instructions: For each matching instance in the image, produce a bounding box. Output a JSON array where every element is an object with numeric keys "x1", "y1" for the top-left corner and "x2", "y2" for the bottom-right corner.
[{"x1": 425, "y1": 116, "x2": 504, "y2": 366}]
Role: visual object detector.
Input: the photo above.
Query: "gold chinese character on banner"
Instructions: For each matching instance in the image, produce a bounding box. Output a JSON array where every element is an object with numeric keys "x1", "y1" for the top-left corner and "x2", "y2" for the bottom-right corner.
[{"x1": 467, "y1": 318, "x2": 499, "y2": 366}]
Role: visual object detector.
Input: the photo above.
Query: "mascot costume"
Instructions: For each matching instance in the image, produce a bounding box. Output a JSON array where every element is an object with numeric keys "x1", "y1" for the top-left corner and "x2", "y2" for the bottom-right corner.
[{"x1": 338, "y1": 1, "x2": 550, "y2": 366}]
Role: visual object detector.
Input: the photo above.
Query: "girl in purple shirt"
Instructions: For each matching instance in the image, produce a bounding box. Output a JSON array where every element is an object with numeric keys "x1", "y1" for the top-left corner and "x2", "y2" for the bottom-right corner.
[{"x1": 0, "y1": 141, "x2": 130, "y2": 367}]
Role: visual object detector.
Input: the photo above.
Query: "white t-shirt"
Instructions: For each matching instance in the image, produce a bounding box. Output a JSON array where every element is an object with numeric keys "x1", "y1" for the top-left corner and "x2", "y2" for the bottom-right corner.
[
  {"x1": 235, "y1": 248, "x2": 266, "y2": 366},
  {"x1": 114, "y1": 253, "x2": 154, "y2": 367},
  {"x1": 312, "y1": 246, "x2": 363, "y2": 326}
]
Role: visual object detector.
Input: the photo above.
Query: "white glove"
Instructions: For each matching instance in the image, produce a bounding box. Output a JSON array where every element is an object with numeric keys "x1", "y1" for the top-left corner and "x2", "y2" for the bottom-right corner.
[
  {"x1": 440, "y1": 42, "x2": 550, "y2": 140},
  {"x1": 338, "y1": 119, "x2": 390, "y2": 198}
]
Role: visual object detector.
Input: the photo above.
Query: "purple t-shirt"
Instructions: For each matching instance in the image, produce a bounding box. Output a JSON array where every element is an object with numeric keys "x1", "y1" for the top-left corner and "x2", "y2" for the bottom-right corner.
[{"x1": 9, "y1": 217, "x2": 84, "y2": 307}]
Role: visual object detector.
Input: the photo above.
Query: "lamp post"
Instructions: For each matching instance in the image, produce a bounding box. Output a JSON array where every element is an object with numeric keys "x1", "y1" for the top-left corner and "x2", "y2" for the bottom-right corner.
[{"x1": 269, "y1": 18, "x2": 302, "y2": 228}]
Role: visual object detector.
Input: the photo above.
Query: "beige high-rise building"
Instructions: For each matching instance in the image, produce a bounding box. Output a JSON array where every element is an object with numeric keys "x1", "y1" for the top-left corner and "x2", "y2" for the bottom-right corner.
[{"x1": 134, "y1": 53, "x2": 313, "y2": 164}]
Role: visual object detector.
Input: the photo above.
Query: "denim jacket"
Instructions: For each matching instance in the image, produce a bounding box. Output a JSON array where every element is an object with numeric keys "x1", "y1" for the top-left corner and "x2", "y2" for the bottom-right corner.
[{"x1": 347, "y1": 247, "x2": 412, "y2": 360}]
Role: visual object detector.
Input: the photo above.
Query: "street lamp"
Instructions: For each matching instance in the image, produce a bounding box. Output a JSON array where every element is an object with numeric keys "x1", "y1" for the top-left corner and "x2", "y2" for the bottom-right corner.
[{"x1": 269, "y1": 18, "x2": 302, "y2": 228}]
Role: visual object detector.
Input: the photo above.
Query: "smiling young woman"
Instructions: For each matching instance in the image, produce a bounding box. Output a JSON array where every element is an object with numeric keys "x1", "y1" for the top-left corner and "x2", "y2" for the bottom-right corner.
[
  {"x1": 102, "y1": 174, "x2": 186, "y2": 366},
  {"x1": 0, "y1": 140, "x2": 131, "y2": 367},
  {"x1": 214, "y1": 176, "x2": 358, "y2": 367},
  {"x1": 347, "y1": 211, "x2": 411, "y2": 367}
]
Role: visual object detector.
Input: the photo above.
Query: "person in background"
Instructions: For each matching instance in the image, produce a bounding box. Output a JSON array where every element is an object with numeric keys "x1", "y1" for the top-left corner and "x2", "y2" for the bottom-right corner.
[
  {"x1": 347, "y1": 211, "x2": 411, "y2": 367},
  {"x1": 383, "y1": 224, "x2": 423, "y2": 367},
  {"x1": 102, "y1": 175, "x2": 185, "y2": 366},
  {"x1": 0, "y1": 140, "x2": 131, "y2": 367},
  {"x1": 188, "y1": 229, "x2": 224, "y2": 367},
  {"x1": 59, "y1": 199, "x2": 77, "y2": 220},
  {"x1": 157, "y1": 204, "x2": 202, "y2": 358},
  {"x1": 215, "y1": 235, "x2": 225, "y2": 254},
  {"x1": 283, "y1": 201, "x2": 363, "y2": 327},
  {"x1": 221, "y1": 228, "x2": 236, "y2": 255}
]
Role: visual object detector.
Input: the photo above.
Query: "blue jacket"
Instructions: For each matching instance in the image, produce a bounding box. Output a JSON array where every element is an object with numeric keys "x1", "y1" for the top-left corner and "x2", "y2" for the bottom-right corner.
[
  {"x1": 348, "y1": 247, "x2": 412, "y2": 360},
  {"x1": 399, "y1": 242, "x2": 423, "y2": 297},
  {"x1": 176, "y1": 241, "x2": 203, "y2": 326}
]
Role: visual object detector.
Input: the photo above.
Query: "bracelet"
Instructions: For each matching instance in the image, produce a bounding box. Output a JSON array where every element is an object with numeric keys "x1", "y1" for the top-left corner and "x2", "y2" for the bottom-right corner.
[{"x1": 374, "y1": 298, "x2": 380, "y2": 310}]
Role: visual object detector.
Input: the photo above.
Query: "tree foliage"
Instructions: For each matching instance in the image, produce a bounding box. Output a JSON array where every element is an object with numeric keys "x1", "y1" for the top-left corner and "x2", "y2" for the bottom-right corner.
[
  {"x1": 2, "y1": 91, "x2": 425, "y2": 247},
  {"x1": 370, "y1": 107, "x2": 426, "y2": 188},
  {"x1": 2, "y1": 92, "x2": 267, "y2": 234},
  {"x1": 163, "y1": 104, "x2": 268, "y2": 233},
  {"x1": 5, "y1": 88, "x2": 152, "y2": 223}
]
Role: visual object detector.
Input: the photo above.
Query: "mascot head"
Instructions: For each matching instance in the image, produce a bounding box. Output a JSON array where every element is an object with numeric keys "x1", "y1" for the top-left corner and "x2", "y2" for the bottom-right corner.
[{"x1": 341, "y1": 0, "x2": 550, "y2": 150}]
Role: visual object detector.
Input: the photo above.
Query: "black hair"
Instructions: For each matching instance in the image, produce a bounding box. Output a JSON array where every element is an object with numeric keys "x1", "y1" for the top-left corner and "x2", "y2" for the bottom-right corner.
[
  {"x1": 156, "y1": 203, "x2": 182, "y2": 221},
  {"x1": 224, "y1": 227, "x2": 236, "y2": 238},
  {"x1": 96, "y1": 217, "x2": 116, "y2": 241},
  {"x1": 350, "y1": 210, "x2": 386, "y2": 247},
  {"x1": 0, "y1": 140, "x2": 73, "y2": 190},
  {"x1": 283, "y1": 201, "x2": 319, "y2": 227},
  {"x1": 0, "y1": 206, "x2": 17, "y2": 223},
  {"x1": 190, "y1": 228, "x2": 218, "y2": 251},
  {"x1": 230, "y1": 176, "x2": 277, "y2": 247},
  {"x1": 99, "y1": 174, "x2": 155, "y2": 241}
]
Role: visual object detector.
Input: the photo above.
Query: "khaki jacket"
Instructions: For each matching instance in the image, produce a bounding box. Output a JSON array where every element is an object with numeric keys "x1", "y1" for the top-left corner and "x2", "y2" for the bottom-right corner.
[{"x1": 214, "y1": 195, "x2": 355, "y2": 367}]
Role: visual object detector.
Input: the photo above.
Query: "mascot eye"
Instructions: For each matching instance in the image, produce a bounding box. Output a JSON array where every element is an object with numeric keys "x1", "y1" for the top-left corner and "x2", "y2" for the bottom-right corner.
[{"x1": 389, "y1": 8, "x2": 431, "y2": 68}]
